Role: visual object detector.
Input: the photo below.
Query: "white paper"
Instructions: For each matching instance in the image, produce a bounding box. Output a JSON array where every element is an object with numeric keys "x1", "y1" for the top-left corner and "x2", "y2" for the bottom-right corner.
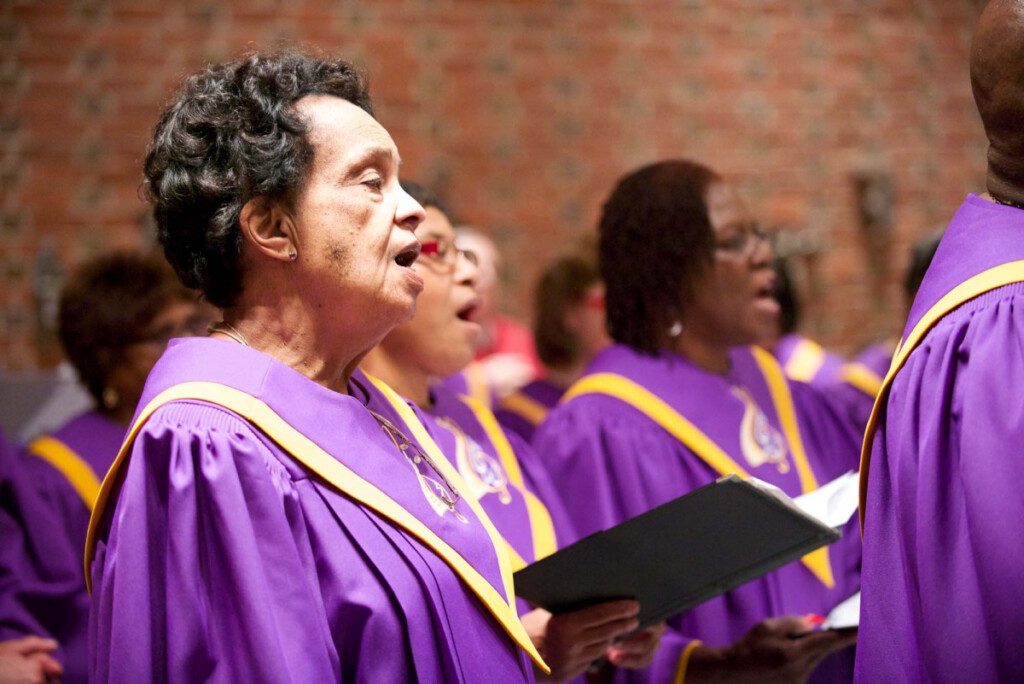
[
  {"x1": 821, "y1": 590, "x2": 860, "y2": 629},
  {"x1": 792, "y1": 470, "x2": 860, "y2": 528}
]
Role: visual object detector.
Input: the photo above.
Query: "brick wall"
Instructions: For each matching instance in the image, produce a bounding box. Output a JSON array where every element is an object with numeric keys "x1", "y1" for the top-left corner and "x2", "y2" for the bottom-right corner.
[{"x1": 1, "y1": 0, "x2": 988, "y2": 370}]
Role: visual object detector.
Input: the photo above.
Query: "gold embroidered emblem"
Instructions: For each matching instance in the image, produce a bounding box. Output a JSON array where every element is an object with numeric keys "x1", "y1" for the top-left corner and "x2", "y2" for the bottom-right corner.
[
  {"x1": 436, "y1": 416, "x2": 512, "y2": 504},
  {"x1": 732, "y1": 386, "x2": 790, "y2": 473}
]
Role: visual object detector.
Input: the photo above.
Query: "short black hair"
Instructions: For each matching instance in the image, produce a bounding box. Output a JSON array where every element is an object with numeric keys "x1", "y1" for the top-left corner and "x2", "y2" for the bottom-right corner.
[
  {"x1": 58, "y1": 251, "x2": 192, "y2": 405},
  {"x1": 599, "y1": 159, "x2": 720, "y2": 354},
  {"x1": 533, "y1": 254, "x2": 602, "y2": 368},
  {"x1": 144, "y1": 51, "x2": 373, "y2": 307}
]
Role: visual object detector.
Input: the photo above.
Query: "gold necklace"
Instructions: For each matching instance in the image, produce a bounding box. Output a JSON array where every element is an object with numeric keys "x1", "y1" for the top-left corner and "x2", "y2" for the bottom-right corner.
[{"x1": 207, "y1": 321, "x2": 250, "y2": 347}]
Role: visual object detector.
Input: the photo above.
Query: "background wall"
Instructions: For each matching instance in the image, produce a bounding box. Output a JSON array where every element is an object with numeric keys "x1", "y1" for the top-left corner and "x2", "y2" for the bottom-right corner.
[{"x1": 1, "y1": 0, "x2": 988, "y2": 371}]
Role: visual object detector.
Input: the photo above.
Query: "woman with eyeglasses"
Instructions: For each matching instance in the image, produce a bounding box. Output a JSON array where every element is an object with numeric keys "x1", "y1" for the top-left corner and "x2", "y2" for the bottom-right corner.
[
  {"x1": 15, "y1": 250, "x2": 209, "y2": 684},
  {"x1": 360, "y1": 180, "x2": 665, "y2": 682},
  {"x1": 533, "y1": 160, "x2": 863, "y2": 683}
]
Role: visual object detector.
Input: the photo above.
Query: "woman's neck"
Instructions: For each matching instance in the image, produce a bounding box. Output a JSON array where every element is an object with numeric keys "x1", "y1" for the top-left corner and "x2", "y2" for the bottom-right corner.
[
  {"x1": 669, "y1": 327, "x2": 732, "y2": 375},
  {"x1": 218, "y1": 303, "x2": 372, "y2": 394},
  {"x1": 359, "y1": 346, "x2": 433, "y2": 409}
]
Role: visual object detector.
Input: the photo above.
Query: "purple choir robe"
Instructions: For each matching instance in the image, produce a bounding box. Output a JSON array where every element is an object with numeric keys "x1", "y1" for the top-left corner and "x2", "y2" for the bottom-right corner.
[
  {"x1": 494, "y1": 378, "x2": 566, "y2": 444},
  {"x1": 88, "y1": 337, "x2": 539, "y2": 683},
  {"x1": 0, "y1": 428, "x2": 87, "y2": 684},
  {"x1": 534, "y1": 344, "x2": 863, "y2": 683},
  {"x1": 360, "y1": 374, "x2": 575, "y2": 612},
  {"x1": 852, "y1": 342, "x2": 894, "y2": 381},
  {"x1": 857, "y1": 194, "x2": 1024, "y2": 682},
  {"x1": 777, "y1": 334, "x2": 883, "y2": 434},
  {"x1": 439, "y1": 360, "x2": 498, "y2": 409},
  {"x1": 15, "y1": 411, "x2": 124, "y2": 684},
  {"x1": 22, "y1": 411, "x2": 124, "y2": 558},
  {"x1": 775, "y1": 333, "x2": 846, "y2": 387}
]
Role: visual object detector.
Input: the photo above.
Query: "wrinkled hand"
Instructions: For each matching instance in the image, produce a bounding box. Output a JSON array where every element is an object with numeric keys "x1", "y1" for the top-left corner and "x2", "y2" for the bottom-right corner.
[
  {"x1": 606, "y1": 621, "x2": 666, "y2": 669},
  {"x1": 687, "y1": 616, "x2": 857, "y2": 684},
  {"x1": 0, "y1": 636, "x2": 63, "y2": 684},
  {"x1": 522, "y1": 600, "x2": 640, "y2": 682}
]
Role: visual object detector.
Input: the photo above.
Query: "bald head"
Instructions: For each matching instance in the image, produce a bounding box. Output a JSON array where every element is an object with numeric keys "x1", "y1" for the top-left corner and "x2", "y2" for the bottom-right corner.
[{"x1": 971, "y1": 0, "x2": 1024, "y2": 201}]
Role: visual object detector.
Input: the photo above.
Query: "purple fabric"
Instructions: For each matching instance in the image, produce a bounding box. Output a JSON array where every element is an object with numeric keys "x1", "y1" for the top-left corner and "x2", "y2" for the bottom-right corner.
[
  {"x1": 534, "y1": 344, "x2": 863, "y2": 683},
  {"x1": 88, "y1": 338, "x2": 534, "y2": 683},
  {"x1": 857, "y1": 195, "x2": 1024, "y2": 682},
  {"x1": 0, "y1": 428, "x2": 87, "y2": 684},
  {"x1": 17, "y1": 410, "x2": 123, "y2": 684},
  {"x1": 359, "y1": 375, "x2": 575, "y2": 614},
  {"x1": 777, "y1": 334, "x2": 881, "y2": 435},
  {"x1": 775, "y1": 333, "x2": 846, "y2": 387},
  {"x1": 22, "y1": 411, "x2": 124, "y2": 559},
  {"x1": 853, "y1": 342, "x2": 894, "y2": 380},
  {"x1": 494, "y1": 379, "x2": 566, "y2": 444},
  {"x1": 438, "y1": 362, "x2": 500, "y2": 409}
]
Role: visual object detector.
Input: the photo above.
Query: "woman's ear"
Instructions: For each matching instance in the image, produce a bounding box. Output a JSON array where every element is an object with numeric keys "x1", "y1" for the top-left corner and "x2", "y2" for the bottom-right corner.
[{"x1": 239, "y1": 197, "x2": 298, "y2": 262}]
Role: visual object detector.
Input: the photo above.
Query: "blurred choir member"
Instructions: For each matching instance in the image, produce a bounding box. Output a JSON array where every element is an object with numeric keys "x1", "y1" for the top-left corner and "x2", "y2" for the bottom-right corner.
[
  {"x1": 496, "y1": 253, "x2": 611, "y2": 443},
  {"x1": 360, "y1": 181, "x2": 663, "y2": 682},
  {"x1": 440, "y1": 227, "x2": 544, "y2": 406},
  {"x1": 16, "y1": 251, "x2": 209, "y2": 684},
  {"x1": 858, "y1": 1, "x2": 1024, "y2": 680},
  {"x1": 0, "y1": 426, "x2": 64, "y2": 684},
  {"x1": 534, "y1": 160, "x2": 862, "y2": 683}
]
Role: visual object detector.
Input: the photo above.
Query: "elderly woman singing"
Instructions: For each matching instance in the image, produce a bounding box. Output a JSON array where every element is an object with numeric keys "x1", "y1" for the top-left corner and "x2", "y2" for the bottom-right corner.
[{"x1": 86, "y1": 52, "x2": 546, "y2": 683}]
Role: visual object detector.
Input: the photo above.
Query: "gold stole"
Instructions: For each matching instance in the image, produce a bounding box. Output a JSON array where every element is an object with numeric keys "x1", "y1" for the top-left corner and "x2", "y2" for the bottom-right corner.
[
  {"x1": 783, "y1": 337, "x2": 827, "y2": 383},
  {"x1": 498, "y1": 390, "x2": 550, "y2": 427},
  {"x1": 453, "y1": 393, "x2": 558, "y2": 569},
  {"x1": 26, "y1": 436, "x2": 101, "y2": 510},
  {"x1": 859, "y1": 260, "x2": 1024, "y2": 529},
  {"x1": 84, "y1": 380, "x2": 549, "y2": 672},
  {"x1": 365, "y1": 374, "x2": 557, "y2": 572},
  {"x1": 562, "y1": 346, "x2": 835, "y2": 588},
  {"x1": 463, "y1": 361, "x2": 492, "y2": 408}
]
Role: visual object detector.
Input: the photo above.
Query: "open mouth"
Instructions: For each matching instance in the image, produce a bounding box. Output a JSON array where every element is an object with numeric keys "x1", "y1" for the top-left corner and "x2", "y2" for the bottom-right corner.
[
  {"x1": 394, "y1": 242, "x2": 421, "y2": 268},
  {"x1": 456, "y1": 301, "x2": 478, "y2": 322}
]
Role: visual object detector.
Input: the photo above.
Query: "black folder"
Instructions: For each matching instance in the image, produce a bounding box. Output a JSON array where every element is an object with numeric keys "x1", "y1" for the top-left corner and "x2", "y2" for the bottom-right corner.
[{"x1": 513, "y1": 475, "x2": 840, "y2": 629}]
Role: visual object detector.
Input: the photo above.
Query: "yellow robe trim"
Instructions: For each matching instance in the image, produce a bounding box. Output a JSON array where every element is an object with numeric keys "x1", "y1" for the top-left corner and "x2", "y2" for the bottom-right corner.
[
  {"x1": 838, "y1": 362, "x2": 884, "y2": 398},
  {"x1": 464, "y1": 361, "x2": 492, "y2": 408},
  {"x1": 859, "y1": 260, "x2": 1024, "y2": 531},
  {"x1": 749, "y1": 347, "x2": 833, "y2": 588},
  {"x1": 672, "y1": 639, "x2": 703, "y2": 684},
  {"x1": 26, "y1": 436, "x2": 101, "y2": 512},
  {"x1": 562, "y1": 350, "x2": 835, "y2": 588},
  {"x1": 498, "y1": 390, "x2": 550, "y2": 427},
  {"x1": 85, "y1": 380, "x2": 549, "y2": 673},
  {"x1": 456, "y1": 394, "x2": 559, "y2": 569},
  {"x1": 782, "y1": 337, "x2": 826, "y2": 382}
]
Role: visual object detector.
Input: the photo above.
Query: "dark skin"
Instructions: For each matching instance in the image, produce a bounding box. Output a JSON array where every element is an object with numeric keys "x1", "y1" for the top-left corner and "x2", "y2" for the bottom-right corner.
[{"x1": 971, "y1": 0, "x2": 1024, "y2": 207}]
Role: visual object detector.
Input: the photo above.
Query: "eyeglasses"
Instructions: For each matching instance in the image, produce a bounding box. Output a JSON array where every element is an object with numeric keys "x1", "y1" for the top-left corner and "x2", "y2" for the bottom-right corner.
[
  {"x1": 368, "y1": 409, "x2": 462, "y2": 514},
  {"x1": 133, "y1": 313, "x2": 210, "y2": 347},
  {"x1": 418, "y1": 238, "x2": 479, "y2": 269},
  {"x1": 714, "y1": 224, "x2": 773, "y2": 258}
]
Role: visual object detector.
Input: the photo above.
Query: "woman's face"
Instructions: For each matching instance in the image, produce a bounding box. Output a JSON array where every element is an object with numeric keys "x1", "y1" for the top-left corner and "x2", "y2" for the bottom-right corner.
[
  {"x1": 682, "y1": 182, "x2": 779, "y2": 348},
  {"x1": 107, "y1": 299, "x2": 212, "y2": 415},
  {"x1": 286, "y1": 96, "x2": 426, "y2": 345},
  {"x1": 379, "y1": 206, "x2": 482, "y2": 378}
]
